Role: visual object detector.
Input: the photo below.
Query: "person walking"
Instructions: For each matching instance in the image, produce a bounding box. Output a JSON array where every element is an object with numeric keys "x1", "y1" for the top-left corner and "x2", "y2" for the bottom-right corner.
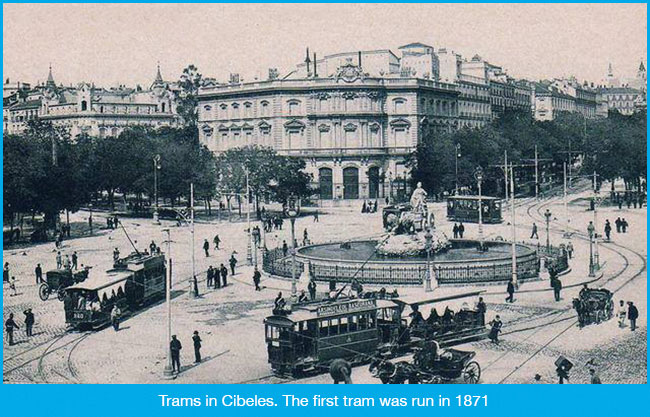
[
  {"x1": 615, "y1": 217, "x2": 622, "y2": 233},
  {"x1": 63, "y1": 255, "x2": 71, "y2": 270},
  {"x1": 530, "y1": 223, "x2": 539, "y2": 239},
  {"x1": 220, "y1": 264, "x2": 228, "y2": 287},
  {"x1": 253, "y1": 267, "x2": 261, "y2": 291},
  {"x1": 506, "y1": 279, "x2": 515, "y2": 303},
  {"x1": 282, "y1": 240, "x2": 288, "y2": 257},
  {"x1": 452, "y1": 223, "x2": 459, "y2": 239},
  {"x1": 213, "y1": 234, "x2": 220, "y2": 250},
  {"x1": 566, "y1": 242, "x2": 574, "y2": 259},
  {"x1": 110, "y1": 304, "x2": 121, "y2": 331},
  {"x1": 621, "y1": 218, "x2": 628, "y2": 233},
  {"x1": 23, "y1": 309, "x2": 35, "y2": 337},
  {"x1": 488, "y1": 315, "x2": 502, "y2": 344},
  {"x1": 552, "y1": 276, "x2": 563, "y2": 302},
  {"x1": 170, "y1": 335, "x2": 182, "y2": 374},
  {"x1": 5, "y1": 313, "x2": 19, "y2": 346},
  {"x1": 212, "y1": 266, "x2": 221, "y2": 289},
  {"x1": 308, "y1": 279, "x2": 317, "y2": 300},
  {"x1": 458, "y1": 222, "x2": 465, "y2": 238},
  {"x1": 604, "y1": 220, "x2": 612, "y2": 241},
  {"x1": 203, "y1": 239, "x2": 210, "y2": 257},
  {"x1": 35, "y1": 263, "x2": 43, "y2": 285},
  {"x1": 627, "y1": 301, "x2": 639, "y2": 331},
  {"x1": 9, "y1": 277, "x2": 18, "y2": 296},
  {"x1": 72, "y1": 251, "x2": 78, "y2": 270},
  {"x1": 56, "y1": 252, "x2": 63, "y2": 269},
  {"x1": 617, "y1": 300, "x2": 627, "y2": 328},
  {"x1": 229, "y1": 254, "x2": 238, "y2": 276},
  {"x1": 192, "y1": 331, "x2": 202, "y2": 363},
  {"x1": 313, "y1": 211, "x2": 319, "y2": 222}
]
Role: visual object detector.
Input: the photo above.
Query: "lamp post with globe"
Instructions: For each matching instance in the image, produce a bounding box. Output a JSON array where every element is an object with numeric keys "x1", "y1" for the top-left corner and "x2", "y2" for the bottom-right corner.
[
  {"x1": 474, "y1": 166, "x2": 484, "y2": 250},
  {"x1": 153, "y1": 154, "x2": 161, "y2": 225},
  {"x1": 544, "y1": 208, "x2": 552, "y2": 250},
  {"x1": 424, "y1": 228, "x2": 434, "y2": 292}
]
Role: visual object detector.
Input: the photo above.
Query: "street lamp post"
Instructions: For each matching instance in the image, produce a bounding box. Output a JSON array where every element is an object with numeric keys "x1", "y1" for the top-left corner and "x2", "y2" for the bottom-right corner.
[
  {"x1": 544, "y1": 208, "x2": 552, "y2": 250},
  {"x1": 153, "y1": 154, "x2": 161, "y2": 225},
  {"x1": 474, "y1": 166, "x2": 484, "y2": 250},
  {"x1": 592, "y1": 171, "x2": 600, "y2": 270},
  {"x1": 162, "y1": 228, "x2": 173, "y2": 379},
  {"x1": 455, "y1": 144, "x2": 461, "y2": 195},
  {"x1": 244, "y1": 168, "x2": 253, "y2": 266},
  {"x1": 387, "y1": 170, "x2": 394, "y2": 204},
  {"x1": 587, "y1": 221, "x2": 595, "y2": 277},
  {"x1": 88, "y1": 203, "x2": 93, "y2": 235},
  {"x1": 287, "y1": 196, "x2": 299, "y2": 305},
  {"x1": 509, "y1": 163, "x2": 518, "y2": 287},
  {"x1": 424, "y1": 228, "x2": 433, "y2": 292}
]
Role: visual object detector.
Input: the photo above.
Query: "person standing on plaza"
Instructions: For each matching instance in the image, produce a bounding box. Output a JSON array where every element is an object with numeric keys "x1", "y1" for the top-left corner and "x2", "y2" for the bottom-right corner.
[
  {"x1": 5, "y1": 313, "x2": 19, "y2": 345},
  {"x1": 314, "y1": 211, "x2": 319, "y2": 222},
  {"x1": 253, "y1": 266, "x2": 261, "y2": 291},
  {"x1": 452, "y1": 223, "x2": 459, "y2": 239},
  {"x1": 35, "y1": 263, "x2": 43, "y2": 284},
  {"x1": 627, "y1": 301, "x2": 638, "y2": 331},
  {"x1": 206, "y1": 266, "x2": 213, "y2": 288},
  {"x1": 149, "y1": 240, "x2": 157, "y2": 254},
  {"x1": 458, "y1": 222, "x2": 465, "y2": 238},
  {"x1": 476, "y1": 297, "x2": 487, "y2": 326},
  {"x1": 193, "y1": 275, "x2": 199, "y2": 298},
  {"x1": 170, "y1": 335, "x2": 182, "y2": 374},
  {"x1": 303, "y1": 228, "x2": 309, "y2": 246},
  {"x1": 308, "y1": 279, "x2": 317, "y2": 300},
  {"x1": 229, "y1": 254, "x2": 238, "y2": 276},
  {"x1": 604, "y1": 220, "x2": 612, "y2": 241},
  {"x1": 203, "y1": 239, "x2": 210, "y2": 257},
  {"x1": 615, "y1": 217, "x2": 622, "y2": 233},
  {"x1": 618, "y1": 198, "x2": 623, "y2": 210},
  {"x1": 110, "y1": 304, "x2": 121, "y2": 331},
  {"x1": 617, "y1": 300, "x2": 627, "y2": 328},
  {"x1": 506, "y1": 279, "x2": 515, "y2": 303},
  {"x1": 530, "y1": 223, "x2": 539, "y2": 239},
  {"x1": 220, "y1": 264, "x2": 228, "y2": 287},
  {"x1": 282, "y1": 240, "x2": 288, "y2": 257},
  {"x1": 213, "y1": 234, "x2": 220, "y2": 250},
  {"x1": 552, "y1": 276, "x2": 562, "y2": 302},
  {"x1": 72, "y1": 251, "x2": 78, "y2": 270},
  {"x1": 621, "y1": 218, "x2": 628, "y2": 233},
  {"x1": 192, "y1": 331, "x2": 202, "y2": 363},
  {"x1": 64, "y1": 255, "x2": 72, "y2": 270},
  {"x1": 566, "y1": 242, "x2": 574, "y2": 259},
  {"x1": 23, "y1": 309, "x2": 35, "y2": 337},
  {"x1": 56, "y1": 252, "x2": 63, "y2": 269},
  {"x1": 3, "y1": 262, "x2": 9, "y2": 283},
  {"x1": 9, "y1": 277, "x2": 18, "y2": 296},
  {"x1": 589, "y1": 368, "x2": 602, "y2": 384}
]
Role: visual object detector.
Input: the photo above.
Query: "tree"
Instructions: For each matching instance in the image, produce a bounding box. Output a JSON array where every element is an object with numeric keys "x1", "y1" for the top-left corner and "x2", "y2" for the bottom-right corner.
[{"x1": 175, "y1": 64, "x2": 203, "y2": 127}]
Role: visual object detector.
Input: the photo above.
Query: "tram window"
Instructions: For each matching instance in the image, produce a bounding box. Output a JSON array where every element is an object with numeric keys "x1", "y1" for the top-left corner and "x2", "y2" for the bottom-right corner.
[
  {"x1": 319, "y1": 320, "x2": 329, "y2": 337},
  {"x1": 349, "y1": 315, "x2": 358, "y2": 331},
  {"x1": 279, "y1": 328, "x2": 291, "y2": 341},
  {"x1": 339, "y1": 317, "x2": 348, "y2": 334},
  {"x1": 330, "y1": 318, "x2": 340, "y2": 335},
  {"x1": 369, "y1": 314, "x2": 376, "y2": 328},
  {"x1": 359, "y1": 314, "x2": 368, "y2": 330}
]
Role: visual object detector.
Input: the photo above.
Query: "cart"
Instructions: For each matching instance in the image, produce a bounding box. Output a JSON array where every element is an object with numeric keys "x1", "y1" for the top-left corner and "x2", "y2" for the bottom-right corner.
[{"x1": 39, "y1": 269, "x2": 88, "y2": 301}]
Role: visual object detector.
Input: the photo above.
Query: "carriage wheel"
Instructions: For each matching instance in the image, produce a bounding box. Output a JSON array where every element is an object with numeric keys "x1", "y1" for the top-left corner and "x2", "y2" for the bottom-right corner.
[
  {"x1": 463, "y1": 361, "x2": 481, "y2": 384},
  {"x1": 57, "y1": 287, "x2": 66, "y2": 301},
  {"x1": 38, "y1": 283, "x2": 51, "y2": 301}
]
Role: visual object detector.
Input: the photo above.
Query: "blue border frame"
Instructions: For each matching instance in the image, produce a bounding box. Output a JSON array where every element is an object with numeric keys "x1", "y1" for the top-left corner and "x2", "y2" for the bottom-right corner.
[{"x1": 2, "y1": 1, "x2": 648, "y2": 416}]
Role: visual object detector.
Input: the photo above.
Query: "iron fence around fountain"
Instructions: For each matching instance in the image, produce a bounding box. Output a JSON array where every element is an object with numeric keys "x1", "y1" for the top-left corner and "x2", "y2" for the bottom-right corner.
[{"x1": 261, "y1": 240, "x2": 548, "y2": 286}]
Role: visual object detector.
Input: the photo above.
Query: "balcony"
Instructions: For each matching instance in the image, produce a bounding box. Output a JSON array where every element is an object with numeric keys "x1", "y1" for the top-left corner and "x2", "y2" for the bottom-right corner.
[{"x1": 276, "y1": 146, "x2": 414, "y2": 158}]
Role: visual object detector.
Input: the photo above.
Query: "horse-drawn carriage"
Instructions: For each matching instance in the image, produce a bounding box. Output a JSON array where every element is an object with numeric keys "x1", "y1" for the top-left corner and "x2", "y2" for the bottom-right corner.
[
  {"x1": 39, "y1": 268, "x2": 89, "y2": 301},
  {"x1": 573, "y1": 287, "x2": 614, "y2": 327},
  {"x1": 370, "y1": 340, "x2": 481, "y2": 384}
]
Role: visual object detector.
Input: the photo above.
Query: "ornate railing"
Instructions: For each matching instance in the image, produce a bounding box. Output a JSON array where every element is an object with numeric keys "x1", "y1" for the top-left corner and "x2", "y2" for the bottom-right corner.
[{"x1": 262, "y1": 239, "x2": 542, "y2": 286}]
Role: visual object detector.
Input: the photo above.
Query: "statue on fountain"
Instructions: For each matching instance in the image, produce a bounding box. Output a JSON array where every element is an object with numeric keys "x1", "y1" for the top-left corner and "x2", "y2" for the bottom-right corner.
[{"x1": 377, "y1": 182, "x2": 450, "y2": 257}]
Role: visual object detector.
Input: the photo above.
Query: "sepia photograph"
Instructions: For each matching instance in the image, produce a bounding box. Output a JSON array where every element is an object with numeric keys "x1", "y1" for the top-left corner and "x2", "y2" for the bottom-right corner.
[{"x1": 2, "y1": 2, "x2": 647, "y2": 385}]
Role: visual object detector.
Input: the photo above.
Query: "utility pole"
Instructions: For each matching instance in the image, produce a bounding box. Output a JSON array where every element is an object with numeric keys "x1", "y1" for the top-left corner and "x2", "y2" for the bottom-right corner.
[
  {"x1": 534, "y1": 145, "x2": 539, "y2": 199},
  {"x1": 510, "y1": 163, "x2": 518, "y2": 287},
  {"x1": 563, "y1": 162, "x2": 571, "y2": 238},
  {"x1": 504, "y1": 150, "x2": 509, "y2": 202},
  {"x1": 593, "y1": 171, "x2": 600, "y2": 269},
  {"x1": 245, "y1": 168, "x2": 253, "y2": 266},
  {"x1": 190, "y1": 183, "x2": 196, "y2": 298},
  {"x1": 162, "y1": 228, "x2": 173, "y2": 379}
]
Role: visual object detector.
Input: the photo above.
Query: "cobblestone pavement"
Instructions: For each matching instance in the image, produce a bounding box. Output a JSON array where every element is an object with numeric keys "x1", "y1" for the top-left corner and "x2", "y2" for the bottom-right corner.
[{"x1": 3, "y1": 184, "x2": 646, "y2": 384}]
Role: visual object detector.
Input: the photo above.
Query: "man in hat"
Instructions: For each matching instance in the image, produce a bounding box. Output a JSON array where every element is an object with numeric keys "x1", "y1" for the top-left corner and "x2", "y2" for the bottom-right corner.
[
  {"x1": 23, "y1": 309, "x2": 35, "y2": 337},
  {"x1": 170, "y1": 335, "x2": 182, "y2": 373},
  {"x1": 627, "y1": 301, "x2": 639, "y2": 331},
  {"x1": 192, "y1": 331, "x2": 202, "y2": 363},
  {"x1": 5, "y1": 313, "x2": 19, "y2": 346},
  {"x1": 589, "y1": 368, "x2": 602, "y2": 384},
  {"x1": 252, "y1": 267, "x2": 261, "y2": 291}
]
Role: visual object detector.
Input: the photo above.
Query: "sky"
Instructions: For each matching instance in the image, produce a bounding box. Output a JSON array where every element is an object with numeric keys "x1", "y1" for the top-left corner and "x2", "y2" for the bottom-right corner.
[{"x1": 2, "y1": 3, "x2": 647, "y2": 88}]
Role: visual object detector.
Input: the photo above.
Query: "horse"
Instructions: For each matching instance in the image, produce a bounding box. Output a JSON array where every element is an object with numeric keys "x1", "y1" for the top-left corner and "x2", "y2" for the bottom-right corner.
[{"x1": 329, "y1": 358, "x2": 352, "y2": 384}]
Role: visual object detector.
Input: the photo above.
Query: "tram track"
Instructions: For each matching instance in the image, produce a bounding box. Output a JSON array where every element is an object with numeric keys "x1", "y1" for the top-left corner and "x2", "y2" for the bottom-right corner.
[{"x1": 488, "y1": 195, "x2": 646, "y2": 383}]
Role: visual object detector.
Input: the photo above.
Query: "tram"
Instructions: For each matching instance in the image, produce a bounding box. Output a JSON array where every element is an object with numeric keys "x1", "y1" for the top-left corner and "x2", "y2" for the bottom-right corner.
[
  {"x1": 446, "y1": 195, "x2": 502, "y2": 224},
  {"x1": 63, "y1": 252, "x2": 166, "y2": 329},
  {"x1": 263, "y1": 290, "x2": 486, "y2": 377}
]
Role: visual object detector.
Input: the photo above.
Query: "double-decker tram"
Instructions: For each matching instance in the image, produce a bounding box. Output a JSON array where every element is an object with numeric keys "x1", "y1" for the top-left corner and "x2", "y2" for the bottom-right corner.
[
  {"x1": 263, "y1": 290, "x2": 486, "y2": 377},
  {"x1": 64, "y1": 252, "x2": 166, "y2": 330},
  {"x1": 447, "y1": 195, "x2": 502, "y2": 224}
]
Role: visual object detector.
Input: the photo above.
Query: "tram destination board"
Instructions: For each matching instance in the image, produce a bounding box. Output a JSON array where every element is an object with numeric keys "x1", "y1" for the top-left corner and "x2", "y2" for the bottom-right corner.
[{"x1": 316, "y1": 299, "x2": 376, "y2": 317}]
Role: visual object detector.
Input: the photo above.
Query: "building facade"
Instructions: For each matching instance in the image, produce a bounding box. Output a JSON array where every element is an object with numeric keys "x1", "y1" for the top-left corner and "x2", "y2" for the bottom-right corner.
[
  {"x1": 3, "y1": 66, "x2": 179, "y2": 137},
  {"x1": 197, "y1": 60, "x2": 459, "y2": 201}
]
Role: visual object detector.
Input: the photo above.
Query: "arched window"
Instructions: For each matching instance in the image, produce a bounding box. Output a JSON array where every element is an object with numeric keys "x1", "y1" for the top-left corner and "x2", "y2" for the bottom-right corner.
[
  {"x1": 287, "y1": 99, "x2": 301, "y2": 116},
  {"x1": 393, "y1": 98, "x2": 406, "y2": 113},
  {"x1": 319, "y1": 168, "x2": 333, "y2": 200},
  {"x1": 81, "y1": 100, "x2": 88, "y2": 111},
  {"x1": 260, "y1": 101, "x2": 270, "y2": 117}
]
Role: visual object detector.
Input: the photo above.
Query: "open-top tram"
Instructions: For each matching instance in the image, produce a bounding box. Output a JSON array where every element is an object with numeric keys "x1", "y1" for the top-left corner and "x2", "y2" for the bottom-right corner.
[
  {"x1": 63, "y1": 252, "x2": 166, "y2": 329},
  {"x1": 263, "y1": 290, "x2": 486, "y2": 377}
]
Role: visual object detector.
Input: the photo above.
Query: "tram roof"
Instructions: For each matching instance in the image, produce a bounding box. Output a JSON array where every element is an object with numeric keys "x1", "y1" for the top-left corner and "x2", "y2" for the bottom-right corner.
[
  {"x1": 392, "y1": 290, "x2": 485, "y2": 308},
  {"x1": 267, "y1": 298, "x2": 398, "y2": 323},
  {"x1": 67, "y1": 269, "x2": 132, "y2": 292},
  {"x1": 448, "y1": 195, "x2": 500, "y2": 201}
]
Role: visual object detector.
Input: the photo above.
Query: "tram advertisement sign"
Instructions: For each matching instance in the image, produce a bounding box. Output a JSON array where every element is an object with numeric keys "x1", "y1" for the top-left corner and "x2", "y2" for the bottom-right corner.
[{"x1": 316, "y1": 299, "x2": 376, "y2": 317}]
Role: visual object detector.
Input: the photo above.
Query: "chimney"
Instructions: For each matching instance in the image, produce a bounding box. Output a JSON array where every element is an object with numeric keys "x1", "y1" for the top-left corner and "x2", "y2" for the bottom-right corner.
[
  {"x1": 313, "y1": 52, "x2": 318, "y2": 78},
  {"x1": 358, "y1": 51, "x2": 362, "y2": 68},
  {"x1": 305, "y1": 47, "x2": 311, "y2": 76}
]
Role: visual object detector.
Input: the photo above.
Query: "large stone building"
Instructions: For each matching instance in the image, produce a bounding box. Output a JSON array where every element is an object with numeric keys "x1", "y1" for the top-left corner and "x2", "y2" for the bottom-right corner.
[
  {"x1": 597, "y1": 61, "x2": 647, "y2": 115},
  {"x1": 3, "y1": 65, "x2": 179, "y2": 137},
  {"x1": 532, "y1": 79, "x2": 598, "y2": 121}
]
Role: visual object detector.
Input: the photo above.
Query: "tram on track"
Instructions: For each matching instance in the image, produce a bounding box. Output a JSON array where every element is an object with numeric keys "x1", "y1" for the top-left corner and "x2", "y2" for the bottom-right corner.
[
  {"x1": 446, "y1": 195, "x2": 502, "y2": 224},
  {"x1": 63, "y1": 252, "x2": 166, "y2": 329},
  {"x1": 263, "y1": 290, "x2": 486, "y2": 377}
]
